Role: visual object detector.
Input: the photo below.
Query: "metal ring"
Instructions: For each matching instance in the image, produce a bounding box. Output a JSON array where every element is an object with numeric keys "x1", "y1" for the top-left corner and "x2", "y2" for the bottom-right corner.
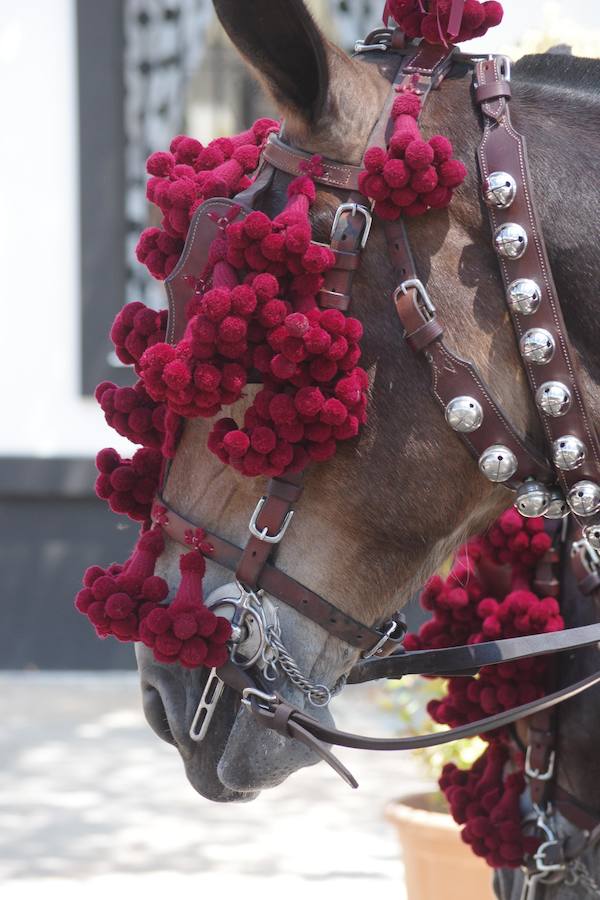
[{"x1": 308, "y1": 685, "x2": 332, "y2": 707}]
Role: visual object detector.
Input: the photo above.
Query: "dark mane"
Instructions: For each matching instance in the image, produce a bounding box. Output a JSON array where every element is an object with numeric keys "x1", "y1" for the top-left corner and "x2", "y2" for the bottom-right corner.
[{"x1": 514, "y1": 51, "x2": 600, "y2": 95}]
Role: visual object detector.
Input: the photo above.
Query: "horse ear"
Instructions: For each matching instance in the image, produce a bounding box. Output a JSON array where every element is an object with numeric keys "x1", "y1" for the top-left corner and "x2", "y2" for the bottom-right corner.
[{"x1": 212, "y1": 0, "x2": 329, "y2": 126}]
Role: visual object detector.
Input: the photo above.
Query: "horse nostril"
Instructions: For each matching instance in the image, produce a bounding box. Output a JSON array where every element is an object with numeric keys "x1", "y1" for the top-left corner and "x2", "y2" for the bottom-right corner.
[{"x1": 142, "y1": 683, "x2": 176, "y2": 746}]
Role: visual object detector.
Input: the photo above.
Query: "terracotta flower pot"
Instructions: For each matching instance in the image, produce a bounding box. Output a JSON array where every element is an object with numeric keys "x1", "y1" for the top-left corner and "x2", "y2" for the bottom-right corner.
[{"x1": 386, "y1": 792, "x2": 495, "y2": 900}]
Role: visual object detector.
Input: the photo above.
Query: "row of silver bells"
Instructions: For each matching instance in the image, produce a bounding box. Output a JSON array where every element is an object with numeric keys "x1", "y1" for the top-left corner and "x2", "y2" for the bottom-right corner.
[
  {"x1": 514, "y1": 479, "x2": 600, "y2": 525},
  {"x1": 483, "y1": 172, "x2": 528, "y2": 260},
  {"x1": 445, "y1": 384, "x2": 573, "y2": 438},
  {"x1": 479, "y1": 172, "x2": 600, "y2": 543}
]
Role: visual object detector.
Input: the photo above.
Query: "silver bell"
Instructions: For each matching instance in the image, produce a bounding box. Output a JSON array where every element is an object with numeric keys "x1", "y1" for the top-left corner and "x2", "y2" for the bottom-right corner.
[
  {"x1": 514, "y1": 481, "x2": 551, "y2": 517},
  {"x1": 479, "y1": 444, "x2": 518, "y2": 483},
  {"x1": 536, "y1": 381, "x2": 572, "y2": 417},
  {"x1": 445, "y1": 396, "x2": 484, "y2": 433},
  {"x1": 543, "y1": 488, "x2": 569, "y2": 520},
  {"x1": 483, "y1": 172, "x2": 517, "y2": 209},
  {"x1": 567, "y1": 481, "x2": 600, "y2": 517},
  {"x1": 494, "y1": 223, "x2": 528, "y2": 259},
  {"x1": 583, "y1": 524, "x2": 600, "y2": 550},
  {"x1": 507, "y1": 278, "x2": 542, "y2": 316},
  {"x1": 520, "y1": 328, "x2": 555, "y2": 365},
  {"x1": 552, "y1": 435, "x2": 586, "y2": 471}
]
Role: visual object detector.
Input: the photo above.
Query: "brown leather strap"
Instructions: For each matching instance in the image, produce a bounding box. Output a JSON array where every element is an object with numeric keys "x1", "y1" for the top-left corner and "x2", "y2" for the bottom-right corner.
[
  {"x1": 318, "y1": 290, "x2": 351, "y2": 311},
  {"x1": 319, "y1": 192, "x2": 372, "y2": 310},
  {"x1": 329, "y1": 247, "x2": 362, "y2": 271},
  {"x1": 379, "y1": 70, "x2": 554, "y2": 490},
  {"x1": 554, "y1": 785, "x2": 600, "y2": 834},
  {"x1": 474, "y1": 79, "x2": 511, "y2": 104},
  {"x1": 215, "y1": 661, "x2": 358, "y2": 787},
  {"x1": 235, "y1": 474, "x2": 303, "y2": 590},
  {"x1": 533, "y1": 545, "x2": 561, "y2": 597},
  {"x1": 230, "y1": 663, "x2": 600, "y2": 757},
  {"x1": 347, "y1": 621, "x2": 600, "y2": 681},
  {"x1": 152, "y1": 498, "x2": 405, "y2": 657},
  {"x1": 525, "y1": 709, "x2": 556, "y2": 807},
  {"x1": 476, "y1": 57, "x2": 600, "y2": 517},
  {"x1": 386, "y1": 221, "x2": 552, "y2": 489},
  {"x1": 262, "y1": 134, "x2": 363, "y2": 191}
]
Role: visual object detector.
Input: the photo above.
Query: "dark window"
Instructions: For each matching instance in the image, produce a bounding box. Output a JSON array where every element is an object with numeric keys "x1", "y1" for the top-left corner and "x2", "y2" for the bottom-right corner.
[{"x1": 77, "y1": 0, "x2": 128, "y2": 395}]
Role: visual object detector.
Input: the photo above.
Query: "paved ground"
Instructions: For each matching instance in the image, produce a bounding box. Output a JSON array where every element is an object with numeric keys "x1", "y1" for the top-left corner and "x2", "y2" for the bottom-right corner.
[{"x1": 0, "y1": 672, "x2": 431, "y2": 899}]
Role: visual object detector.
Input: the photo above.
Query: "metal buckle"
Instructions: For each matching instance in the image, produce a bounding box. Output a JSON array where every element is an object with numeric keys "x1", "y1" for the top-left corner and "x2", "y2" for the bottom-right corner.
[
  {"x1": 525, "y1": 746, "x2": 556, "y2": 781},
  {"x1": 241, "y1": 687, "x2": 278, "y2": 711},
  {"x1": 248, "y1": 496, "x2": 294, "y2": 543},
  {"x1": 395, "y1": 278, "x2": 436, "y2": 320},
  {"x1": 353, "y1": 31, "x2": 392, "y2": 54},
  {"x1": 496, "y1": 53, "x2": 512, "y2": 82},
  {"x1": 362, "y1": 620, "x2": 402, "y2": 659},
  {"x1": 532, "y1": 806, "x2": 565, "y2": 874},
  {"x1": 354, "y1": 39, "x2": 389, "y2": 53},
  {"x1": 534, "y1": 841, "x2": 564, "y2": 874},
  {"x1": 571, "y1": 538, "x2": 600, "y2": 575},
  {"x1": 331, "y1": 203, "x2": 373, "y2": 249}
]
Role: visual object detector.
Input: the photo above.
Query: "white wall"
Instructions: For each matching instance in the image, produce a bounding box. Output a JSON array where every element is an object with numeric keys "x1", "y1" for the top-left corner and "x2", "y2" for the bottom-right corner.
[
  {"x1": 466, "y1": 0, "x2": 600, "y2": 56},
  {"x1": 0, "y1": 0, "x2": 130, "y2": 458}
]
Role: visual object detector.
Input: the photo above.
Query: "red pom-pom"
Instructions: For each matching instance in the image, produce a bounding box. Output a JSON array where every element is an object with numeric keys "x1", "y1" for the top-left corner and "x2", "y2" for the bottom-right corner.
[
  {"x1": 405, "y1": 139, "x2": 435, "y2": 171},
  {"x1": 439, "y1": 159, "x2": 467, "y2": 188}
]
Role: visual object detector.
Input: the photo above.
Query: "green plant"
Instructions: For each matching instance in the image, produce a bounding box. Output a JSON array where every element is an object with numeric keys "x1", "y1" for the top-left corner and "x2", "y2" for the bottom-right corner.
[{"x1": 379, "y1": 675, "x2": 486, "y2": 785}]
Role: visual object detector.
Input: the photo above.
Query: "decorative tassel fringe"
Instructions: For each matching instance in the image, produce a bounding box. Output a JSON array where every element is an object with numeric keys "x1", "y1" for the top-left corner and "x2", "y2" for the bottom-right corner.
[{"x1": 405, "y1": 508, "x2": 564, "y2": 868}]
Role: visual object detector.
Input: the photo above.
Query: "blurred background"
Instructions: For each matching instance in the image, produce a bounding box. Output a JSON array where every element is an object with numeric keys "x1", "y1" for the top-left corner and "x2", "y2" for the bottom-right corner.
[{"x1": 1, "y1": 1, "x2": 599, "y2": 897}]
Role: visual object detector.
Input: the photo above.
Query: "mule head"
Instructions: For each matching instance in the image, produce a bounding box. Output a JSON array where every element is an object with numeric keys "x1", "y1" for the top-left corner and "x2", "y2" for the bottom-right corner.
[{"x1": 137, "y1": 0, "x2": 537, "y2": 800}]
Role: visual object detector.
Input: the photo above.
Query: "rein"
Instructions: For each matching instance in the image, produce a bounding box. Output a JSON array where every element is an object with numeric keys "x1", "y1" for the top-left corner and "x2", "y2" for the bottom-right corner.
[{"x1": 147, "y1": 28, "x2": 600, "y2": 875}]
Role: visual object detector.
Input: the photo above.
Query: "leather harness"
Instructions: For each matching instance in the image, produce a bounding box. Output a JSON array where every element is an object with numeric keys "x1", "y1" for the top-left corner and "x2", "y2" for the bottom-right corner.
[{"x1": 154, "y1": 30, "x2": 600, "y2": 840}]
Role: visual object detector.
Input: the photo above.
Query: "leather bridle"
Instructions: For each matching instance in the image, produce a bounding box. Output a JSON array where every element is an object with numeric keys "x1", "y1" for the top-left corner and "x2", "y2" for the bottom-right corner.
[{"x1": 153, "y1": 29, "x2": 600, "y2": 841}]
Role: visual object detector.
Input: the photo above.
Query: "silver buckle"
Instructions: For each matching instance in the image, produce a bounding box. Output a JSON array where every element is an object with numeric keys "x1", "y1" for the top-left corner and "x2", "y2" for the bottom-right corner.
[
  {"x1": 395, "y1": 278, "x2": 436, "y2": 320},
  {"x1": 354, "y1": 40, "x2": 389, "y2": 53},
  {"x1": 248, "y1": 496, "x2": 294, "y2": 543},
  {"x1": 241, "y1": 687, "x2": 277, "y2": 711},
  {"x1": 495, "y1": 54, "x2": 512, "y2": 82},
  {"x1": 331, "y1": 203, "x2": 373, "y2": 249},
  {"x1": 571, "y1": 538, "x2": 600, "y2": 575},
  {"x1": 534, "y1": 841, "x2": 564, "y2": 874},
  {"x1": 525, "y1": 746, "x2": 555, "y2": 781},
  {"x1": 531, "y1": 806, "x2": 564, "y2": 874},
  {"x1": 353, "y1": 31, "x2": 391, "y2": 54},
  {"x1": 362, "y1": 620, "x2": 401, "y2": 659}
]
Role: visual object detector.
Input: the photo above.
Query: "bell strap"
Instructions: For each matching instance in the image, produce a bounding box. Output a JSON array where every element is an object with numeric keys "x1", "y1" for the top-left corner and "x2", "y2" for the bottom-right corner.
[
  {"x1": 476, "y1": 57, "x2": 600, "y2": 516},
  {"x1": 347, "y1": 621, "x2": 600, "y2": 682},
  {"x1": 151, "y1": 497, "x2": 405, "y2": 658},
  {"x1": 385, "y1": 183, "x2": 552, "y2": 488}
]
